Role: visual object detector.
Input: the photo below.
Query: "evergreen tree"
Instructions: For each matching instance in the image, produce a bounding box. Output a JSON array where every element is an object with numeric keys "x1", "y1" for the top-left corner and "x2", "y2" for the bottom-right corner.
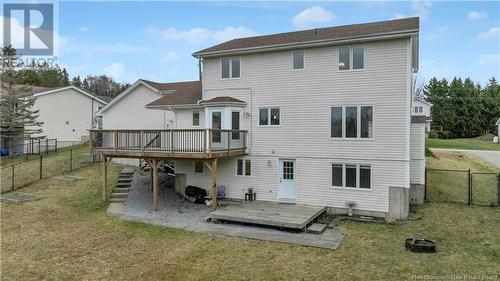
[
  {"x1": 61, "y1": 68, "x2": 70, "y2": 86},
  {"x1": 71, "y1": 75, "x2": 82, "y2": 87}
]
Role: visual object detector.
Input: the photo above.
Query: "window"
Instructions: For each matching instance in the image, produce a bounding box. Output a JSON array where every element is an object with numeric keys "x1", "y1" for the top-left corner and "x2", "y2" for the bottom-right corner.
[
  {"x1": 194, "y1": 160, "x2": 204, "y2": 173},
  {"x1": 331, "y1": 164, "x2": 343, "y2": 187},
  {"x1": 339, "y1": 46, "x2": 364, "y2": 71},
  {"x1": 259, "y1": 107, "x2": 280, "y2": 126},
  {"x1": 331, "y1": 107, "x2": 342, "y2": 138},
  {"x1": 331, "y1": 164, "x2": 372, "y2": 189},
  {"x1": 345, "y1": 165, "x2": 357, "y2": 188},
  {"x1": 292, "y1": 51, "x2": 304, "y2": 70},
  {"x1": 345, "y1": 107, "x2": 358, "y2": 138},
  {"x1": 360, "y1": 106, "x2": 373, "y2": 138},
  {"x1": 232, "y1": 111, "x2": 240, "y2": 140},
  {"x1": 237, "y1": 159, "x2": 251, "y2": 176},
  {"x1": 193, "y1": 110, "x2": 200, "y2": 126},
  {"x1": 222, "y1": 58, "x2": 240, "y2": 78},
  {"x1": 419, "y1": 106, "x2": 423, "y2": 113},
  {"x1": 330, "y1": 105, "x2": 374, "y2": 139}
]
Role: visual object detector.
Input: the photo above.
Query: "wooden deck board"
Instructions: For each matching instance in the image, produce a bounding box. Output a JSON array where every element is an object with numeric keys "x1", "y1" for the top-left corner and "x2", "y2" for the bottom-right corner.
[{"x1": 210, "y1": 201, "x2": 326, "y2": 230}]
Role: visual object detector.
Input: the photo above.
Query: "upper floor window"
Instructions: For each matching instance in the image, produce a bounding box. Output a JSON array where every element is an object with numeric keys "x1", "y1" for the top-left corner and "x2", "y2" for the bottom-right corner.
[
  {"x1": 259, "y1": 107, "x2": 280, "y2": 126},
  {"x1": 414, "y1": 106, "x2": 423, "y2": 114},
  {"x1": 292, "y1": 51, "x2": 304, "y2": 70},
  {"x1": 193, "y1": 110, "x2": 200, "y2": 126},
  {"x1": 339, "y1": 46, "x2": 364, "y2": 71},
  {"x1": 331, "y1": 105, "x2": 373, "y2": 139},
  {"x1": 222, "y1": 58, "x2": 240, "y2": 78}
]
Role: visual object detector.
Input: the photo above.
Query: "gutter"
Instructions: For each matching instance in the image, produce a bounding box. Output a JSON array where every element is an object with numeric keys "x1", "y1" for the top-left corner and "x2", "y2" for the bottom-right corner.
[{"x1": 193, "y1": 30, "x2": 419, "y2": 58}]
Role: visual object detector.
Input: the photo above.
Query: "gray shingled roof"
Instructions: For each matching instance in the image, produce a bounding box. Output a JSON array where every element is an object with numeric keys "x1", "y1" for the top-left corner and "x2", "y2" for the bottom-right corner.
[
  {"x1": 145, "y1": 80, "x2": 202, "y2": 107},
  {"x1": 193, "y1": 17, "x2": 419, "y2": 57}
]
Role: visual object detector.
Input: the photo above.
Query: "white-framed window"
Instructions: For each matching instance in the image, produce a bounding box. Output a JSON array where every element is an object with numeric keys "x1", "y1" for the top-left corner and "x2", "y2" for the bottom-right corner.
[
  {"x1": 331, "y1": 163, "x2": 371, "y2": 189},
  {"x1": 413, "y1": 106, "x2": 423, "y2": 114},
  {"x1": 292, "y1": 50, "x2": 304, "y2": 70},
  {"x1": 194, "y1": 160, "x2": 204, "y2": 174},
  {"x1": 193, "y1": 110, "x2": 200, "y2": 126},
  {"x1": 259, "y1": 107, "x2": 280, "y2": 126},
  {"x1": 236, "y1": 158, "x2": 251, "y2": 176},
  {"x1": 339, "y1": 45, "x2": 364, "y2": 71},
  {"x1": 221, "y1": 57, "x2": 240, "y2": 78},
  {"x1": 330, "y1": 105, "x2": 373, "y2": 139}
]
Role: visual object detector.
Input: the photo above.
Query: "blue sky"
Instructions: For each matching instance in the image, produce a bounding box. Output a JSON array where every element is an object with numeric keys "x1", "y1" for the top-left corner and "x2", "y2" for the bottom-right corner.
[{"x1": 5, "y1": 1, "x2": 500, "y2": 85}]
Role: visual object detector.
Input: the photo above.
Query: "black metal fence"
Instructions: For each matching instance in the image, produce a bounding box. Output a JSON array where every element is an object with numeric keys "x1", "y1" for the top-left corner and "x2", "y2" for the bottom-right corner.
[
  {"x1": 425, "y1": 167, "x2": 500, "y2": 207},
  {"x1": 0, "y1": 144, "x2": 101, "y2": 193}
]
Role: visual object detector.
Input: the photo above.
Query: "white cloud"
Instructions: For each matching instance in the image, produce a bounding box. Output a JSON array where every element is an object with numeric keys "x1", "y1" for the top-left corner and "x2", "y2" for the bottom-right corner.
[
  {"x1": 410, "y1": 0, "x2": 432, "y2": 20},
  {"x1": 147, "y1": 25, "x2": 257, "y2": 44},
  {"x1": 478, "y1": 27, "x2": 500, "y2": 40},
  {"x1": 292, "y1": 6, "x2": 335, "y2": 28},
  {"x1": 104, "y1": 62, "x2": 136, "y2": 83},
  {"x1": 159, "y1": 51, "x2": 179, "y2": 63},
  {"x1": 467, "y1": 11, "x2": 488, "y2": 21},
  {"x1": 60, "y1": 39, "x2": 149, "y2": 56},
  {"x1": 477, "y1": 54, "x2": 500, "y2": 65},
  {"x1": 78, "y1": 26, "x2": 88, "y2": 32}
]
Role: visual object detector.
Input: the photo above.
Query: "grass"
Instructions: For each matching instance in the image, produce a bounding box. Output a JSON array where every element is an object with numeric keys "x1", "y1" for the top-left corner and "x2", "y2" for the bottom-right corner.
[
  {"x1": 426, "y1": 151, "x2": 499, "y2": 206},
  {"x1": 0, "y1": 143, "x2": 92, "y2": 193},
  {"x1": 426, "y1": 138, "x2": 500, "y2": 151},
  {"x1": 1, "y1": 164, "x2": 499, "y2": 280}
]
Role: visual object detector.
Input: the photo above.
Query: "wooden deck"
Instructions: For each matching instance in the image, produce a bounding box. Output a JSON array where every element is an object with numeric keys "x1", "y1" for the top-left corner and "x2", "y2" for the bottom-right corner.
[
  {"x1": 89, "y1": 129, "x2": 248, "y2": 159},
  {"x1": 210, "y1": 201, "x2": 327, "y2": 230}
]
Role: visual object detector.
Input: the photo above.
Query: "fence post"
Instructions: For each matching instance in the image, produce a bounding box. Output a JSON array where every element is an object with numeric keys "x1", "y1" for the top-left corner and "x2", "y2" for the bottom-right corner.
[
  {"x1": 55, "y1": 139, "x2": 58, "y2": 153},
  {"x1": 39, "y1": 155, "x2": 43, "y2": 179},
  {"x1": 467, "y1": 169, "x2": 471, "y2": 206},
  {"x1": 70, "y1": 148, "x2": 73, "y2": 172},
  {"x1": 46, "y1": 138, "x2": 49, "y2": 154},
  {"x1": 11, "y1": 165, "x2": 15, "y2": 191},
  {"x1": 424, "y1": 167, "x2": 427, "y2": 203},
  {"x1": 497, "y1": 172, "x2": 500, "y2": 207},
  {"x1": 38, "y1": 139, "x2": 41, "y2": 155}
]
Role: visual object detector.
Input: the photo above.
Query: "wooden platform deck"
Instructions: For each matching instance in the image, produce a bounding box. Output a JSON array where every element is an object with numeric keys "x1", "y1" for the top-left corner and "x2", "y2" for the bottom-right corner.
[{"x1": 210, "y1": 201, "x2": 327, "y2": 230}]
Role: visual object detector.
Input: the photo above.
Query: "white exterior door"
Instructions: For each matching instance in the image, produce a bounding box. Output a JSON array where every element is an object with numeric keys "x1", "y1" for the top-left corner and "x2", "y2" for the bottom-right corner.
[{"x1": 278, "y1": 159, "x2": 296, "y2": 201}]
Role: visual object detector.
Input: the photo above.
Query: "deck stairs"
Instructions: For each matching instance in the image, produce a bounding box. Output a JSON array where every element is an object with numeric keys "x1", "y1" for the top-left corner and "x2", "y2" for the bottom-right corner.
[{"x1": 110, "y1": 170, "x2": 134, "y2": 203}]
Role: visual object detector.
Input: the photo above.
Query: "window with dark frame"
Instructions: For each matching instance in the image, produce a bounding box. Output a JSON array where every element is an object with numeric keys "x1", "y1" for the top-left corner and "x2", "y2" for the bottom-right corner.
[
  {"x1": 245, "y1": 160, "x2": 251, "y2": 176},
  {"x1": 221, "y1": 58, "x2": 240, "y2": 78},
  {"x1": 331, "y1": 105, "x2": 373, "y2": 139},
  {"x1": 237, "y1": 159, "x2": 251, "y2": 176},
  {"x1": 194, "y1": 160, "x2": 204, "y2": 173},
  {"x1": 237, "y1": 159, "x2": 243, "y2": 175},
  {"x1": 232, "y1": 111, "x2": 240, "y2": 140},
  {"x1": 259, "y1": 107, "x2": 280, "y2": 126},
  {"x1": 193, "y1": 110, "x2": 200, "y2": 126}
]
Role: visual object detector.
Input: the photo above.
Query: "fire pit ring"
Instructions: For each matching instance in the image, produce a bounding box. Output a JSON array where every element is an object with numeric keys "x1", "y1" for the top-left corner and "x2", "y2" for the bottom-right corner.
[{"x1": 405, "y1": 238, "x2": 437, "y2": 253}]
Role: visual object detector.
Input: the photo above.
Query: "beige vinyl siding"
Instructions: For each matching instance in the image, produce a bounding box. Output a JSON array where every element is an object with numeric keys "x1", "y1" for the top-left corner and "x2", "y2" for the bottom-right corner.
[
  {"x1": 33, "y1": 88, "x2": 105, "y2": 142},
  {"x1": 103, "y1": 84, "x2": 175, "y2": 130},
  {"x1": 410, "y1": 123, "x2": 425, "y2": 185},
  {"x1": 173, "y1": 39, "x2": 412, "y2": 213},
  {"x1": 174, "y1": 109, "x2": 205, "y2": 129}
]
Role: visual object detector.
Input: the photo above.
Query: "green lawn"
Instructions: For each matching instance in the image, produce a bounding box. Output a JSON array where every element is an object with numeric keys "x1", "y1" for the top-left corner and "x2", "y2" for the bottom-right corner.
[
  {"x1": 1, "y1": 163, "x2": 499, "y2": 280},
  {"x1": 426, "y1": 138, "x2": 500, "y2": 151},
  {"x1": 0, "y1": 143, "x2": 93, "y2": 193}
]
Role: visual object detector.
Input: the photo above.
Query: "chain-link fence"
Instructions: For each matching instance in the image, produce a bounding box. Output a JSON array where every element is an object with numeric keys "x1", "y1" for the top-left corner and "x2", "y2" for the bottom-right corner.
[
  {"x1": 425, "y1": 168, "x2": 500, "y2": 207},
  {"x1": 0, "y1": 144, "x2": 101, "y2": 193}
]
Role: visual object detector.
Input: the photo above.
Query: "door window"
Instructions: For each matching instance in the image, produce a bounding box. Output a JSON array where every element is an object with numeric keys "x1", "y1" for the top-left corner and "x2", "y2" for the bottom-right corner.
[
  {"x1": 282, "y1": 161, "x2": 294, "y2": 180},
  {"x1": 212, "y1": 111, "x2": 221, "y2": 143}
]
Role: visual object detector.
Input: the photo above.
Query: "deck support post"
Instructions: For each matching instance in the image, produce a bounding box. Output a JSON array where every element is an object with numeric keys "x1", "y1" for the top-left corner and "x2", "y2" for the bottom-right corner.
[
  {"x1": 144, "y1": 158, "x2": 161, "y2": 211},
  {"x1": 102, "y1": 156, "x2": 113, "y2": 201},
  {"x1": 205, "y1": 158, "x2": 218, "y2": 211}
]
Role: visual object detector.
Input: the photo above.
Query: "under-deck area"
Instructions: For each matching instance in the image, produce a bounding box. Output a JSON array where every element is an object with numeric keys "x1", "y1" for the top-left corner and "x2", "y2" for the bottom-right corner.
[{"x1": 210, "y1": 201, "x2": 327, "y2": 230}]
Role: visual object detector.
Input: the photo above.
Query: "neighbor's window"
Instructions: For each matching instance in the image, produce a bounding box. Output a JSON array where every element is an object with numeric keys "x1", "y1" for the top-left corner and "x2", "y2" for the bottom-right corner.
[
  {"x1": 331, "y1": 164, "x2": 372, "y2": 189},
  {"x1": 331, "y1": 164, "x2": 343, "y2": 187},
  {"x1": 419, "y1": 106, "x2": 423, "y2": 113},
  {"x1": 222, "y1": 58, "x2": 240, "y2": 78},
  {"x1": 194, "y1": 160, "x2": 204, "y2": 173},
  {"x1": 330, "y1": 105, "x2": 374, "y2": 139},
  {"x1": 193, "y1": 110, "x2": 200, "y2": 126},
  {"x1": 259, "y1": 107, "x2": 280, "y2": 126},
  {"x1": 339, "y1": 46, "x2": 364, "y2": 71},
  {"x1": 292, "y1": 50, "x2": 304, "y2": 70},
  {"x1": 237, "y1": 159, "x2": 251, "y2": 176}
]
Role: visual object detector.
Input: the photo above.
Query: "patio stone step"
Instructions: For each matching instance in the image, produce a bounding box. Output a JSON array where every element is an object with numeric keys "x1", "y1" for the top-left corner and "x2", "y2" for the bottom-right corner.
[
  {"x1": 112, "y1": 192, "x2": 128, "y2": 198},
  {"x1": 110, "y1": 197, "x2": 126, "y2": 203},
  {"x1": 115, "y1": 187, "x2": 130, "y2": 193},
  {"x1": 306, "y1": 223, "x2": 327, "y2": 234},
  {"x1": 117, "y1": 178, "x2": 132, "y2": 183}
]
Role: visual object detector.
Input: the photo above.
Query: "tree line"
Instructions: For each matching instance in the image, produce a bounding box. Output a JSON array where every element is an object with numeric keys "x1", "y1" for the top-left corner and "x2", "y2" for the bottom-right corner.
[
  {"x1": 2, "y1": 46, "x2": 130, "y2": 98},
  {"x1": 424, "y1": 77, "x2": 500, "y2": 138}
]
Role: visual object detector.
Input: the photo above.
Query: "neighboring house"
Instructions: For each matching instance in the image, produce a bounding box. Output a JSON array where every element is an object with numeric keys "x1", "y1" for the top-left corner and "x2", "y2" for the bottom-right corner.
[
  {"x1": 495, "y1": 118, "x2": 500, "y2": 142},
  {"x1": 98, "y1": 79, "x2": 193, "y2": 165},
  {"x1": 33, "y1": 86, "x2": 107, "y2": 148},
  {"x1": 412, "y1": 97, "x2": 432, "y2": 137},
  {"x1": 92, "y1": 17, "x2": 422, "y2": 220}
]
